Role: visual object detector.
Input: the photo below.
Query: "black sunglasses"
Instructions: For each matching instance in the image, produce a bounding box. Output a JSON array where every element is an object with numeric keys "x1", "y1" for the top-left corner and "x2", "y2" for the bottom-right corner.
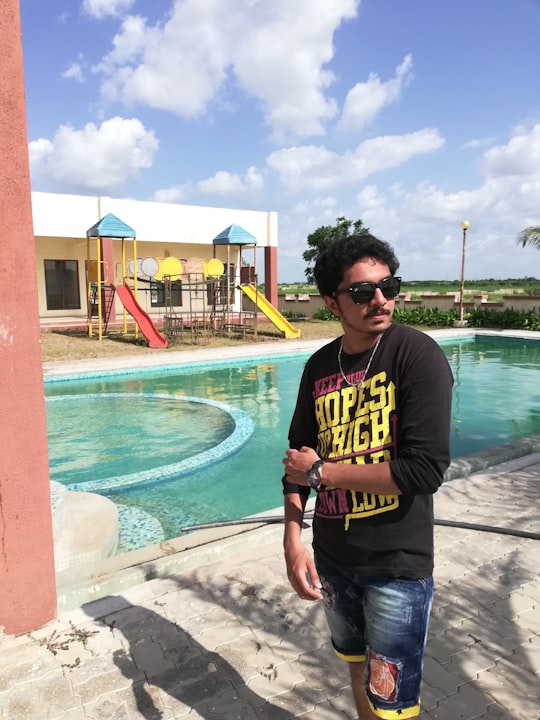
[{"x1": 332, "y1": 276, "x2": 401, "y2": 305}]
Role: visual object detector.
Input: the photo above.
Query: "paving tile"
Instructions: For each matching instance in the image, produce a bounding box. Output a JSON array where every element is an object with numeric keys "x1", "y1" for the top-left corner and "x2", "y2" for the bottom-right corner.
[
  {"x1": 475, "y1": 657, "x2": 540, "y2": 716},
  {"x1": 1, "y1": 456, "x2": 539, "y2": 720},
  {"x1": 300, "y1": 697, "x2": 356, "y2": 719},
  {"x1": 427, "y1": 682, "x2": 492, "y2": 719},
  {"x1": 446, "y1": 642, "x2": 499, "y2": 682},
  {"x1": 292, "y1": 646, "x2": 350, "y2": 697},
  {"x1": 59, "y1": 707, "x2": 91, "y2": 720},
  {"x1": 513, "y1": 607, "x2": 540, "y2": 633},
  {"x1": 422, "y1": 656, "x2": 460, "y2": 696},
  {"x1": 210, "y1": 640, "x2": 274, "y2": 685},
  {"x1": 245, "y1": 660, "x2": 306, "y2": 698},
  {"x1": 325, "y1": 687, "x2": 358, "y2": 719},
  {"x1": 74, "y1": 664, "x2": 135, "y2": 706},
  {"x1": 433, "y1": 559, "x2": 471, "y2": 584},
  {"x1": 420, "y1": 680, "x2": 447, "y2": 712},
  {"x1": 510, "y1": 634, "x2": 540, "y2": 670},
  {"x1": 248, "y1": 680, "x2": 325, "y2": 718},
  {"x1": 0, "y1": 643, "x2": 58, "y2": 692},
  {"x1": 202, "y1": 687, "x2": 260, "y2": 719},
  {"x1": 0, "y1": 683, "x2": 44, "y2": 720},
  {"x1": 152, "y1": 654, "x2": 241, "y2": 710}
]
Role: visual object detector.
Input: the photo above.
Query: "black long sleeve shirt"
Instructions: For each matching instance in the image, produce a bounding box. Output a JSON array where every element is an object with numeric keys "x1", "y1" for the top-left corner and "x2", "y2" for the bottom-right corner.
[{"x1": 283, "y1": 323, "x2": 454, "y2": 578}]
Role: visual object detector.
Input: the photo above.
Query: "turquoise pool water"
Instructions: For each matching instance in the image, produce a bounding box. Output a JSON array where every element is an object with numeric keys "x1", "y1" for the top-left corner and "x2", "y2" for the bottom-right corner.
[{"x1": 45, "y1": 335, "x2": 540, "y2": 548}]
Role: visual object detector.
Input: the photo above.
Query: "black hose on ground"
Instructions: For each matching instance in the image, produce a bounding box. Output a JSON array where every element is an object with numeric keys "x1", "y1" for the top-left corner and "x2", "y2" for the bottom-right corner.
[
  {"x1": 181, "y1": 515, "x2": 540, "y2": 540},
  {"x1": 434, "y1": 518, "x2": 540, "y2": 540}
]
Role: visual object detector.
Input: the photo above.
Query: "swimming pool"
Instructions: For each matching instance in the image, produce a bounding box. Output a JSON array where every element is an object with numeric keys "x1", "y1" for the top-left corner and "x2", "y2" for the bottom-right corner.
[{"x1": 45, "y1": 333, "x2": 540, "y2": 550}]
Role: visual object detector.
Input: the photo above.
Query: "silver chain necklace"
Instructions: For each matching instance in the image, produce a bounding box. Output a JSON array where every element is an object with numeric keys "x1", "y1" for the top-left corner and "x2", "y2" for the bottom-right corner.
[{"x1": 337, "y1": 333, "x2": 383, "y2": 388}]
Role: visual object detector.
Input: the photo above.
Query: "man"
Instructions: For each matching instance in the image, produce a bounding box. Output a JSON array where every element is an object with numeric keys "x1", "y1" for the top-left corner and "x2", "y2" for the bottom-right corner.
[{"x1": 282, "y1": 234, "x2": 453, "y2": 719}]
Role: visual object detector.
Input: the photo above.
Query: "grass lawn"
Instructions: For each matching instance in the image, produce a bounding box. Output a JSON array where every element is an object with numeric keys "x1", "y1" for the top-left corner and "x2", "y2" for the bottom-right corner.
[{"x1": 40, "y1": 319, "x2": 343, "y2": 363}]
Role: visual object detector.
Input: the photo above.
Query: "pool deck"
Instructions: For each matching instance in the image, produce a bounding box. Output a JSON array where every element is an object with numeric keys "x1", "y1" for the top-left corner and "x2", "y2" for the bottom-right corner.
[{"x1": 1, "y1": 329, "x2": 539, "y2": 719}]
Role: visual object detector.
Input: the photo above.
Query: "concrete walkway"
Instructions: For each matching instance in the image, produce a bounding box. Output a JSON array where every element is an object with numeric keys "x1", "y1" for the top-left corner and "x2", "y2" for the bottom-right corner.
[
  {"x1": 1, "y1": 452, "x2": 539, "y2": 719},
  {"x1": 2, "y1": 330, "x2": 539, "y2": 718}
]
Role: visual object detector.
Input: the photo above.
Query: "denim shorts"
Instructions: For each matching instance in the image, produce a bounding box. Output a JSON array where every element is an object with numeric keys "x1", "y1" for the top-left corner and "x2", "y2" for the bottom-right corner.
[{"x1": 315, "y1": 552, "x2": 434, "y2": 718}]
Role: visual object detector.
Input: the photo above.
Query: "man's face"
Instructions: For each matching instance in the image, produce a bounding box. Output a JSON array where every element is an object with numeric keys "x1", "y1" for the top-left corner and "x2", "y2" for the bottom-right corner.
[{"x1": 324, "y1": 258, "x2": 396, "y2": 337}]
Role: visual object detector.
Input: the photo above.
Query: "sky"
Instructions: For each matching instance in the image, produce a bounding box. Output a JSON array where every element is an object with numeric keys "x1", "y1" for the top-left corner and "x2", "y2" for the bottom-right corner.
[{"x1": 20, "y1": 0, "x2": 540, "y2": 283}]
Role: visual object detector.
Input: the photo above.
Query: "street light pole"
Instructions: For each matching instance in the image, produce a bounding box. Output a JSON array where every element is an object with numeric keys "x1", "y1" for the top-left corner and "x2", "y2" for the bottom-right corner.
[{"x1": 458, "y1": 220, "x2": 470, "y2": 324}]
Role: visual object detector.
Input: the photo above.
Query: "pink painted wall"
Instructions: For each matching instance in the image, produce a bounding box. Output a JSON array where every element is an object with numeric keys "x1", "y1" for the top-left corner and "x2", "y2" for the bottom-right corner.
[{"x1": 0, "y1": 0, "x2": 57, "y2": 634}]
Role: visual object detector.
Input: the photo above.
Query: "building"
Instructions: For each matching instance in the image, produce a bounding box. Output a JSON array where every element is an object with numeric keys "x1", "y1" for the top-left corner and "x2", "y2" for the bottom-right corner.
[{"x1": 32, "y1": 191, "x2": 278, "y2": 328}]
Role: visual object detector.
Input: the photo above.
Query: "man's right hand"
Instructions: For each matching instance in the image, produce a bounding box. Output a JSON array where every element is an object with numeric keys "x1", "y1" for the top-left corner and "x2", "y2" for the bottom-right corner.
[{"x1": 284, "y1": 543, "x2": 323, "y2": 601}]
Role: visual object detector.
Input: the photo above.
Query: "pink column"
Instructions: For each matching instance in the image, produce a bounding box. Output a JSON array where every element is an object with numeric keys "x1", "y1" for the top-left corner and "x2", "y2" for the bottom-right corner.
[
  {"x1": 101, "y1": 237, "x2": 116, "y2": 323},
  {"x1": 264, "y1": 246, "x2": 278, "y2": 307},
  {"x1": 0, "y1": 0, "x2": 57, "y2": 634}
]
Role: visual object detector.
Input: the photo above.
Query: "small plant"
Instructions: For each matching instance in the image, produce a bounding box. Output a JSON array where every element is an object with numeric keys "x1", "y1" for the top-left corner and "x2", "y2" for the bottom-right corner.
[
  {"x1": 281, "y1": 310, "x2": 309, "y2": 320},
  {"x1": 312, "y1": 306, "x2": 336, "y2": 321}
]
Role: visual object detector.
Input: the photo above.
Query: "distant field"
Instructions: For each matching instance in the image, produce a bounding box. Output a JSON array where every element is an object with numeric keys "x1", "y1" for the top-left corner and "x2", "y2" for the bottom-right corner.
[{"x1": 278, "y1": 277, "x2": 540, "y2": 300}]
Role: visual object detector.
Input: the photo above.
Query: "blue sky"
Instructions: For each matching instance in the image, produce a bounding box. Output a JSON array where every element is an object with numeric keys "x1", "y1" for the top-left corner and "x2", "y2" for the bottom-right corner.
[{"x1": 21, "y1": 0, "x2": 540, "y2": 283}]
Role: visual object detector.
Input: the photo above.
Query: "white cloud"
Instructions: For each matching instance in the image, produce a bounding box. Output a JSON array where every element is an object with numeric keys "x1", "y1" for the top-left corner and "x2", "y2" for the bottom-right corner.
[
  {"x1": 93, "y1": 0, "x2": 359, "y2": 139},
  {"x1": 197, "y1": 167, "x2": 265, "y2": 195},
  {"x1": 339, "y1": 54, "x2": 414, "y2": 132},
  {"x1": 483, "y1": 123, "x2": 540, "y2": 177},
  {"x1": 337, "y1": 123, "x2": 540, "y2": 280},
  {"x1": 82, "y1": 0, "x2": 135, "y2": 19},
  {"x1": 61, "y1": 62, "x2": 84, "y2": 83},
  {"x1": 230, "y1": 0, "x2": 358, "y2": 141},
  {"x1": 29, "y1": 117, "x2": 158, "y2": 192},
  {"x1": 267, "y1": 129, "x2": 445, "y2": 191},
  {"x1": 152, "y1": 166, "x2": 265, "y2": 205},
  {"x1": 152, "y1": 184, "x2": 193, "y2": 204},
  {"x1": 271, "y1": 123, "x2": 540, "y2": 281}
]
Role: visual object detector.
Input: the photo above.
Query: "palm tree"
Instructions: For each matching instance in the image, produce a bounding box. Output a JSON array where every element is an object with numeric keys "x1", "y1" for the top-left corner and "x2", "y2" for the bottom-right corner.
[{"x1": 517, "y1": 226, "x2": 540, "y2": 249}]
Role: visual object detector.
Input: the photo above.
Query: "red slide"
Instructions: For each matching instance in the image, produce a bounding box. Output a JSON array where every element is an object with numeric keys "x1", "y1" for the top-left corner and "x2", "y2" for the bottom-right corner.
[{"x1": 113, "y1": 282, "x2": 168, "y2": 348}]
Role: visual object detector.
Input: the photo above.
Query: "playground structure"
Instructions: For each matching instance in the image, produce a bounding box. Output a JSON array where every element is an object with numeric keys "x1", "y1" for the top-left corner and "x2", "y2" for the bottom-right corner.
[{"x1": 86, "y1": 215, "x2": 299, "y2": 347}]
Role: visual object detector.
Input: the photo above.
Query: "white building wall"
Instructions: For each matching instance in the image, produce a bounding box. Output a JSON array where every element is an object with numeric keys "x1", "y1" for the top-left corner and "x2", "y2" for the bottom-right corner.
[{"x1": 31, "y1": 192, "x2": 277, "y2": 247}]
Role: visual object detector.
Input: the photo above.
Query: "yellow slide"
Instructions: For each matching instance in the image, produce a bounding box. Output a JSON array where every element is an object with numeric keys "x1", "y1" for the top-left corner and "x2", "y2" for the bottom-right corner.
[{"x1": 239, "y1": 284, "x2": 301, "y2": 339}]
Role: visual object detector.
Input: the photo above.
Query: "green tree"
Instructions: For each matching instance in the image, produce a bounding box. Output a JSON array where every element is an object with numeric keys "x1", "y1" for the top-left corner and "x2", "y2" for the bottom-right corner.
[
  {"x1": 517, "y1": 226, "x2": 540, "y2": 249},
  {"x1": 303, "y1": 216, "x2": 369, "y2": 283}
]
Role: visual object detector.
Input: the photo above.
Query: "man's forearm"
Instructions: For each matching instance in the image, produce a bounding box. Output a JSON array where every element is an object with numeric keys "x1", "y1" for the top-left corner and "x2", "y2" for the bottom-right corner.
[{"x1": 283, "y1": 492, "x2": 306, "y2": 550}]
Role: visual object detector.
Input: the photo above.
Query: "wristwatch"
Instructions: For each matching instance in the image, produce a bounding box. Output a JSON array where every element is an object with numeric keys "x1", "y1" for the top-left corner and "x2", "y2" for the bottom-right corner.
[{"x1": 306, "y1": 459, "x2": 325, "y2": 490}]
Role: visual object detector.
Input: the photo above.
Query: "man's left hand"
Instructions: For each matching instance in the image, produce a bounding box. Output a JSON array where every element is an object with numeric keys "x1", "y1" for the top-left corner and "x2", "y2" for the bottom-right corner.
[{"x1": 283, "y1": 446, "x2": 320, "y2": 485}]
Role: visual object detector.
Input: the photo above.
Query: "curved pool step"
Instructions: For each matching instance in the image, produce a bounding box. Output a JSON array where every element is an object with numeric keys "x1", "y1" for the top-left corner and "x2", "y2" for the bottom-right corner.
[{"x1": 53, "y1": 489, "x2": 119, "y2": 572}]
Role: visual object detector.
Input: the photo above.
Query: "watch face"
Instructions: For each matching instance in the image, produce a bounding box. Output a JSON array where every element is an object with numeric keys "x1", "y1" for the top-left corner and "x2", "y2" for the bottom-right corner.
[
  {"x1": 307, "y1": 468, "x2": 321, "y2": 489},
  {"x1": 307, "y1": 460, "x2": 324, "y2": 489}
]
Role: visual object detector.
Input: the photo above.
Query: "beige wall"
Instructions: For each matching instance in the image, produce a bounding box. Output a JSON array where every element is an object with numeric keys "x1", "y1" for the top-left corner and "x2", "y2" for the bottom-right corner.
[
  {"x1": 277, "y1": 293, "x2": 540, "y2": 316},
  {"x1": 36, "y1": 236, "x2": 249, "y2": 319}
]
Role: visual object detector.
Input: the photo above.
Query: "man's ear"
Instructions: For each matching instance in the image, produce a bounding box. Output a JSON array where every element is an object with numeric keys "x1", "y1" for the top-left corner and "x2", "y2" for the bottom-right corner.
[{"x1": 323, "y1": 294, "x2": 340, "y2": 318}]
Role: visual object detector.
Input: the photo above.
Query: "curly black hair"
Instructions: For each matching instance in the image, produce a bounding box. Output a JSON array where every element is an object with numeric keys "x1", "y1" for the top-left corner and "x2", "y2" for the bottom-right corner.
[{"x1": 313, "y1": 234, "x2": 400, "y2": 298}]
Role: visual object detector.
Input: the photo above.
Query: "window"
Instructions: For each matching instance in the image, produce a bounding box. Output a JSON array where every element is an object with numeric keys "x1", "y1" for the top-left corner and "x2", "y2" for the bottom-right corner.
[
  {"x1": 151, "y1": 280, "x2": 183, "y2": 307},
  {"x1": 212, "y1": 263, "x2": 234, "y2": 306},
  {"x1": 44, "y1": 260, "x2": 81, "y2": 310}
]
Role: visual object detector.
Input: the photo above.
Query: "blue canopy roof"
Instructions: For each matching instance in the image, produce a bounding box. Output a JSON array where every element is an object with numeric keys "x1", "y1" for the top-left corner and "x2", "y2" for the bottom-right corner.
[
  {"x1": 213, "y1": 223, "x2": 257, "y2": 245},
  {"x1": 86, "y1": 213, "x2": 136, "y2": 239}
]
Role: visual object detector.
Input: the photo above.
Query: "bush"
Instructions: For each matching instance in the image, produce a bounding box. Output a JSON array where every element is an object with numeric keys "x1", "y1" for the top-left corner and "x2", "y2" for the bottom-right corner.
[
  {"x1": 311, "y1": 304, "x2": 540, "y2": 331},
  {"x1": 466, "y1": 307, "x2": 540, "y2": 331},
  {"x1": 393, "y1": 307, "x2": 456, "y2": 327}
]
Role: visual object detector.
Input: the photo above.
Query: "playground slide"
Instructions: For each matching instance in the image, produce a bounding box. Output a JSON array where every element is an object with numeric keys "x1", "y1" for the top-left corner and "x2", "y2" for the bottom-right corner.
[
  {"x1": 238, "y1": 284, "x2": 300, "y2": 339},
  {"x1": 113, "y1": 282, "x2": 168, "y2": 348}
]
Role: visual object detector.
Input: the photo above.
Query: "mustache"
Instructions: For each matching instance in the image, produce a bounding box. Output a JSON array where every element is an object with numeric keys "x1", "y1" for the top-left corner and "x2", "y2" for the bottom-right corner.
[{"x1": 366, "y1": 308, "x2": 391, "y2": 318}]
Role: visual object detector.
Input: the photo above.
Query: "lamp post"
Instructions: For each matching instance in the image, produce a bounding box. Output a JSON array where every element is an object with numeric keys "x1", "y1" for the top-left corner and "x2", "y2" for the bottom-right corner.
[{"x1": 458, "y1": 220, "x2": 470, "y2": 325}]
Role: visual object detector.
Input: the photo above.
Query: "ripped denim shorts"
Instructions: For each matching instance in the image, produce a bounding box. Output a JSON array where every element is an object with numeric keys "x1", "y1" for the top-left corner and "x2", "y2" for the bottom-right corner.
[{"x1": 315, "y1": 552, "x2": 434, "y2": 719}]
